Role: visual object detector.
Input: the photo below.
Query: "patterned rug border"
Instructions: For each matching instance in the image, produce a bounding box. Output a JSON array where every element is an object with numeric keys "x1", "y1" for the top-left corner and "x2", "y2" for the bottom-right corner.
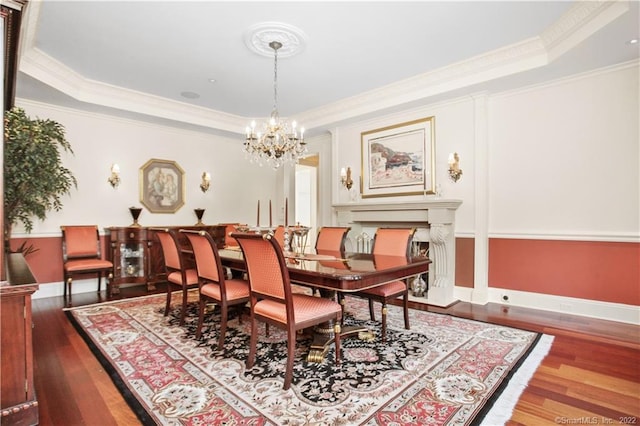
[
  {"x1": 64, "y1": 292, "x2": 554, "y2": 425},
  {"x1": 65, "y1": 306, "x2": 156, "y2": 425}
]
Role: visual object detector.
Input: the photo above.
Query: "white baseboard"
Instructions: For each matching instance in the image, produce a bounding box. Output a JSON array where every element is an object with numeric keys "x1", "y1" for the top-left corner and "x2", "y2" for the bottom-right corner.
[
  {"x1": 33, "y1": 281, "x2": 85, "y2": 299},
  {"x1": 32, "y1": 280, "x2": 145, "y2": 299},
  {"x1": 454, "y1": 286, "x2": 639, "y2": 325}
]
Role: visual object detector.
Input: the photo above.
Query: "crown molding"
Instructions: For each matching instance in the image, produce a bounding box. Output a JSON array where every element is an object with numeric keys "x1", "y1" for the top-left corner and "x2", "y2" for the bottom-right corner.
[{"x1": 18, "y1": 0, "x2": 630, "y2": 136}]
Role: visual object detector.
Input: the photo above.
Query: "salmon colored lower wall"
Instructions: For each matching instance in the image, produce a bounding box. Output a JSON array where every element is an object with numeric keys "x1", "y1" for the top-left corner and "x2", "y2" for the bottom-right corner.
[
  {"x1": 489, "y1": 238, "x2": 640, "y2": 306},
  {"x1": 10, "y1": 236, "x2": 111, "y2": 285},
  {"x1": 455, "y1": 237, "x2": 474, "y2": 288},
  {"x1": 12, "y1": 236, "x2": 639, "y2": 308}
]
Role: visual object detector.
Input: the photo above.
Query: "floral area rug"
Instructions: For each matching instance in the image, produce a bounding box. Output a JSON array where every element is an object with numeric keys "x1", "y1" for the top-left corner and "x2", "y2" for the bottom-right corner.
[{"x1": 65, "y1": 291, "x2": 553, "y2": 425}]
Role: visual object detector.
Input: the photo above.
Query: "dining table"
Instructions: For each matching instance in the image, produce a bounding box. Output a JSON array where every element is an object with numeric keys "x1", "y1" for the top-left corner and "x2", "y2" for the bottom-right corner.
[{"x1": 218, "y1": 247, "x2": 431, "y2": 362}]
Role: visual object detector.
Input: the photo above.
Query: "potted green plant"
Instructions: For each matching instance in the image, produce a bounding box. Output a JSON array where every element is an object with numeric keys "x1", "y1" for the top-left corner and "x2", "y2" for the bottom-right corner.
[{"x1": 3, "y1": 107, "x2": 77, "y2": 253}]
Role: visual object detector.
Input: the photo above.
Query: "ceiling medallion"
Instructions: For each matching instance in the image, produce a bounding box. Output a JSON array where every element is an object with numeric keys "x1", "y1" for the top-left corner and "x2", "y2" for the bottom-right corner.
[{"x1": 244, "y1": 22, "x2": 307, "y2": 58}]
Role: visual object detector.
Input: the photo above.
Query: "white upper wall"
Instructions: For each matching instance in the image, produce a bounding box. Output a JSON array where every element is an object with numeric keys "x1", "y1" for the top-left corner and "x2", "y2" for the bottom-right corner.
[
  {"x1": 12, "y1": 61, "x2": 639, "y2": 243},
  {"x1": 332, "y1": 61, "x2": 639, "y2": 242},
  {"x1": 489, "y1": 62, "x2": 639, "y2": 240},
  {"x1": 12, "y1": 102, "x2": 281, "y2": 236}
]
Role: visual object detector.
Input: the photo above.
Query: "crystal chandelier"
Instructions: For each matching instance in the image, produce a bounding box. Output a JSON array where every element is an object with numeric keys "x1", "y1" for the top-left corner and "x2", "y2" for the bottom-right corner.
[{"x1": 244, "y1": 41, "x2": 306, "y2": 169}]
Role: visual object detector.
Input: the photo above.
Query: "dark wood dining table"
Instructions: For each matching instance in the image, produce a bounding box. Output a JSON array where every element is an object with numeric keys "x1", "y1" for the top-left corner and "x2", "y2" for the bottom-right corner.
[{"x1": 218, "y1": 247, "x2": 431, "y2": 362}]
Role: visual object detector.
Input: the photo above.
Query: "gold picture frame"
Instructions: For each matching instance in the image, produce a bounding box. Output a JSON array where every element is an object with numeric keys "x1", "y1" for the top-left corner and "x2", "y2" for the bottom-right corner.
[
  {"x1": 361, "y1": 116, "x2": 435, "y2": 198},
  {"x1": 139, "y1": 159, "x2": 185, "y2": 213}
]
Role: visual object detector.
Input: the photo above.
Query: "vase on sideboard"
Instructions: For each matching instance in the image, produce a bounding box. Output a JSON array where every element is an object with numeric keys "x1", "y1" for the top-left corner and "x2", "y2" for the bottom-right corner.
[
  {"x1": 129, "y1": 207, "x2": 143, "y2": 227},
  {"x1": 194, "y1": 208, "x2": 205, "y2": 225}
]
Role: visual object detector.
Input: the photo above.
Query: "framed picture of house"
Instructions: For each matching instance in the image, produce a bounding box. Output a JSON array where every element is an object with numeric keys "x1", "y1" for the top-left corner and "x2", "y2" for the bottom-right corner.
[
  {"x1": 139, "y1": 159, "x2": 185, "y2": 213},
  {"x1": 360, "y1": 116, "x2": 435, "y2": 198}
]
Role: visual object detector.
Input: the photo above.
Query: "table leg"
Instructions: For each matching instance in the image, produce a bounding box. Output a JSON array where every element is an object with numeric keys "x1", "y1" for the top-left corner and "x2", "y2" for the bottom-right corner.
[{"x1": 306, "y1": 290, "x2": 375, "y2": 363}]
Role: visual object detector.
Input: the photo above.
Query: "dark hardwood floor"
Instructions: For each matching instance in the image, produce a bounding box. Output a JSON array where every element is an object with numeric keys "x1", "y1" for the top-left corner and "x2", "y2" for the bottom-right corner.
[{"x1": 32, "y1": 284, "x2": 640, "y2": 425}]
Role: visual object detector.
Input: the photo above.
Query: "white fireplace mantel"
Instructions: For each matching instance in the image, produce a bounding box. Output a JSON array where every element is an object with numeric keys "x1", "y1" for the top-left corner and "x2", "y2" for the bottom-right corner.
[{"x1": 333, "y1": 199, "x2": 462, "y2": 307}]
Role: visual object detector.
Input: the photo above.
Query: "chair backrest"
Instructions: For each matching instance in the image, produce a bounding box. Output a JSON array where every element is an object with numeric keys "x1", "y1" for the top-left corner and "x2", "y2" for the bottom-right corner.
[
  {"x1": 61, "y1": 225, "x2": 101, "y2": 261},
  {"x1": 219, "y1": 223, "x2": 242, "y2": 247},
  {"x1": 232, "y1": 232, "x2": 292, "y2": 309},
  {"x1": 151, "y1": 228, "x2": 184, "y2": 273},
  {"x1": 371, "y1": 228, "x2": 415, "y2": 257},
  {"x1": 272, "y1": 225, "x2": 285, "y2": 248},
  {"x1": 181, "y1": 230, "x2": 224, "y2": 283},
  {"x1": 315, "y1": 226, "x2": 351, "y2": 253}
]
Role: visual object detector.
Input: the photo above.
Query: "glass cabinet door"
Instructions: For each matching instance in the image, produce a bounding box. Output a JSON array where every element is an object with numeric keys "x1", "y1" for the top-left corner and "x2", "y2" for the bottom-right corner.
[{"x1": 120, "y1": 242, "x2": 145, "y2": 278}]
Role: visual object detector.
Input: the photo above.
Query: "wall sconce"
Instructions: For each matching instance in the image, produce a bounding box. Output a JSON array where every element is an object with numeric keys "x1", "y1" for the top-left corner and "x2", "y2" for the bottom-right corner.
[
  {"x1": 340, "y1": 167, "x2": 353, "y2": 190},
  {"x1": 200, "y1": 171, "x2": 211, "y2": 193},
  {"x1": 448, "y1": 153, "x2": 463, "y2": 182},
  {"x1": 107, "y1": 163, "x2": 120, "y2": 188}
]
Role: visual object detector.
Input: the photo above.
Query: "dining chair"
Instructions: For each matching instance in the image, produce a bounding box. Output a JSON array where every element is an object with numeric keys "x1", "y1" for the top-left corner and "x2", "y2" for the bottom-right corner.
[
  {"x1": 315, "y1": 226, "x2": 351, "y2": 253},
  {"x1": 219, "y1": 223, "x2": 242, "y2": 247},
  {"x1": 232, "y1": 231, "x2": 342, "y2": 390},
  {"x1": 272, "y1": 225, "x2": 286, "y2": 249},
  {"x1": 182, "y1": 230, "x2": 250, "y2": 349},
  {"x1": 344, "y1": 227, "x2": 415, "y2": 341},
  {"x1": 61, "y1": 225, "x2": 114, "y2": 299},
  {"x1": 151, "y1": 228, "x2": 199, "y2": 325}
]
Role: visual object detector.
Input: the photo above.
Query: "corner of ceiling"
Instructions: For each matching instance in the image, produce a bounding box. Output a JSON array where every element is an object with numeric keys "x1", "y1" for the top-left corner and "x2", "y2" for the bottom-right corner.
[{"x1": 541, "y1": 0, "x2": 630, "y2": 62}]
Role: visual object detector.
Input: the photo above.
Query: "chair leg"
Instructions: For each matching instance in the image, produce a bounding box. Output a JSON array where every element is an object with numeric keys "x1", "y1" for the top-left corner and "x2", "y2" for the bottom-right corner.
[
  {"x1": 246, "y1": 316, "x2": 258, "y2": 369},
  {"x1": 368, "y1": 299, "x2": 376, "y2": 321},
  {"x1": 196, "y1": 297, "x2": 207, "y2": 340},
  {"x1": 339, "y1": 295, "x2": 346, "y2": 325},
  {"x1": 97, "y1": 273, "x2": 102, "y2": 293},
  {"x1": 217, "y1": 304, "x2": 228, "y2": 351},
  {"x1": 164, "y1": 285, "x2": 172, "y2": 317},
  {"x1": 283, "y1": 327, "x2": 296, "y2": 390},
  {"x1": 65, "y1": 277, "x2": 72, "y2": 299},
  {"x1": 180, "y1": 286, "x2": 188, "y2": 326},
  {"x1": 63, "y1": 276, "x2": 69, "y2": 298},
  {"x1": 403, "y1": 293, "x2": 410, "y2": 330},
  {"x1": 381, "y1": 303, "x2": 388, "y2": 342}
]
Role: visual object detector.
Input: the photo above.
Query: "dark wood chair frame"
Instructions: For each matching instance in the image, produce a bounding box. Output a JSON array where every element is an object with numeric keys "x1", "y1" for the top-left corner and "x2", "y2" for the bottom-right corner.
[
  {"x1": 342, "y1": 227, "x2": 415, "y2": 341},
  {"x1": 61, "y1": 225, "x2": 114, "y2": 300},
  {"x1": 181, "y1": 229, "x2": 250, "y2": 349},
  {"x1": 150, "y1": 228, "x2": 198, "y2": 326},
  {"x1": 232, "y1": 232, "x2": 342, "y2": 390}
]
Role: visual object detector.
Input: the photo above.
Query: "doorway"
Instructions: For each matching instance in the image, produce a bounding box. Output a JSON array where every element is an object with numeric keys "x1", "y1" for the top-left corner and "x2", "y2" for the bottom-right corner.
[{"x1": 295, "y1": 154, "x2": 319, "y2": 251}]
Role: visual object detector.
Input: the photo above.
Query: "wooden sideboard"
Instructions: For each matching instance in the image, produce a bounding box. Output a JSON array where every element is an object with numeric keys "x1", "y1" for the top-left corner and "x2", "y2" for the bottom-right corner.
[
  {"x1": 105, "y1": 225, "x2": 225, "y2": 295},
  {"x1": 1, "y1": 253, "x2": 39, "y2": 426}
]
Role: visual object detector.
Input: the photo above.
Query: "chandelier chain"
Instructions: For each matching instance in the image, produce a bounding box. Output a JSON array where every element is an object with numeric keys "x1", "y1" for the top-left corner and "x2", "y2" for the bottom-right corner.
[
  {"x1": 244, "y1": 40, "x2": 306, "y2": 169},
  {"x1": 272, "y1": 42, "x2": 279, "y2": 117}
]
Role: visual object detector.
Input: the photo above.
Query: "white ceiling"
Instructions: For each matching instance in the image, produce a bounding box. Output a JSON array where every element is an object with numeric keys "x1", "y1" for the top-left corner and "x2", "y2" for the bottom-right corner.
[{"x1": 14, "y1": 1, "x2": 640, "y2": 137}]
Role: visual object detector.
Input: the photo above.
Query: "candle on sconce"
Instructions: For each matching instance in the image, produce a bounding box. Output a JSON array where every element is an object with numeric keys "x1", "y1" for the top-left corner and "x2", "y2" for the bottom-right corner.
[
  {"x1": 448, "y1": 153, "x2": 455, "y2": 166},
  {"x1": 269, "y1": 200, "x2": 273, "y2": 228},
  {"x1": 257, "y1": 200, "x2": 260, "y2": 227},
  {"x1": 340, "y1": 167, "x2": 346, "y2": 178}
]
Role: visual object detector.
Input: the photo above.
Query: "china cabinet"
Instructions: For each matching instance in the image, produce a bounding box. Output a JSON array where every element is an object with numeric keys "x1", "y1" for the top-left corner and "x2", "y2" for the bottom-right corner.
[
  {"x1": 106, "y1": 227, "x2": 153, "y2": 295},
  {"x1": 106, "y1": 225, "x2": 226, "y2": 294}
]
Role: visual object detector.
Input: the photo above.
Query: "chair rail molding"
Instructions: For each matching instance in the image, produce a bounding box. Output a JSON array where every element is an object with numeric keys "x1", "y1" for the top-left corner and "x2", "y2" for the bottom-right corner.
[{"x1": 333, "y1": 199, "x2": 462, "y2": 307}]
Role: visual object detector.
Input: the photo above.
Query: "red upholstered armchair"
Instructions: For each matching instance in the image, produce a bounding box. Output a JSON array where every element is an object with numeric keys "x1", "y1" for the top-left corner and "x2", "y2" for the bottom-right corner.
[
  {"x1": 61, "y1": 225, "x2": 114, "y2": 299},
  {"x1": 182, "y1": 230, "x2": 250, "y2": 348},
  {"x1": 152, "y1": 228, "x2": 199, "y2": 326},
  {"x1": 342, "y1": 227, "x2": 415, "y2": 341},
  {"x1": 232, "y1": 232, "x2": 342, "y2": 390},
  {"x1": 315, "y1": 226, "x2": 351, "y2": 253}
]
